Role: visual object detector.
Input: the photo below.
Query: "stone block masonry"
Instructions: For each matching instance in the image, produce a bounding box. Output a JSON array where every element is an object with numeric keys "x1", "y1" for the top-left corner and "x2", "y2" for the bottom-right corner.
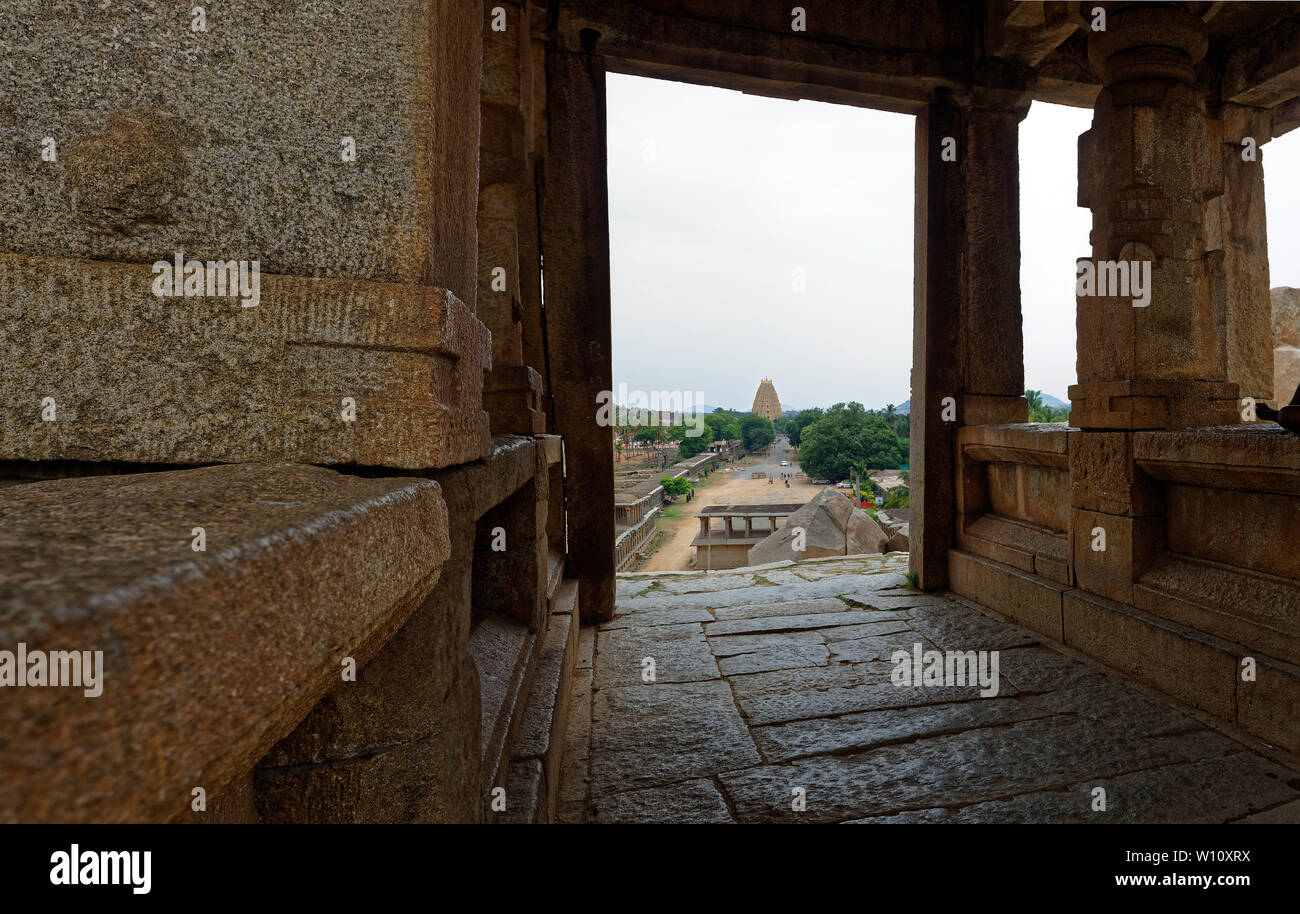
[
  {"x1": 0, "y1": 464, "x2": 450, "y2": 823},
  {"x1": 0, "y1": 254, "x2": 491, "y2": 469}
]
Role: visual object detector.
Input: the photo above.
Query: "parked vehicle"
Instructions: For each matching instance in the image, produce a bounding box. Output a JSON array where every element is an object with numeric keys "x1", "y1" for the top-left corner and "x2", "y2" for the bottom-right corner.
[{"x1": 836, "y1": 480, "x2": 854, "y2": 489}]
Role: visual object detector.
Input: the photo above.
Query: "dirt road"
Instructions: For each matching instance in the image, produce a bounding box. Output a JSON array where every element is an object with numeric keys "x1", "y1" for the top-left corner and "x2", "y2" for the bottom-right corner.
[{"x1": 639, "y1": 437, "x2": 824, "y2": 572}]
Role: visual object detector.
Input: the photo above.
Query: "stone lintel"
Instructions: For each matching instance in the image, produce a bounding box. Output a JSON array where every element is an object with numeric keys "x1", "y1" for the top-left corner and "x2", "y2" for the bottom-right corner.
[
  {"x1": 0, "y1": 463, "x2": 450, "y2": 823},
  {"x1": 957, "y1": 422, "x2": 1071, "y2": 469},
  {"x1": 959, "y1": 394, "x2": 1029, "y2": 427},
  {"x1": 0, "y1": 253, "x2": 491, "y2": 469},
  {"x1": 484, "y1": 364, "x2": 547, "y2": 436},
  {"x1": 1067, "y1": 379, "x2": 1241, "y2": 429}
]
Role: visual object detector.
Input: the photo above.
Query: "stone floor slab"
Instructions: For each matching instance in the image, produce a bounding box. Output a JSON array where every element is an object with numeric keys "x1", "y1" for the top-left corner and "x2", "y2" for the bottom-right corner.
[
  {"x1": 705, "y1": 610, "x2": 902, "y2": 638},
  {"x1": 718, "y1": 643, "x2": 830, "y2": 676},
  {"x1": 594, "y1": 623, "x2": 719, "y2": 688},
  {"x1": 589, "y1": 680, "x2": 759, "y2": 797},
  {"x1": 592, "y1": 779, "x2": 734, "y2": 824},
  {"x1": 720, "y1": 715, "x2": 1223, "y2": 823}
]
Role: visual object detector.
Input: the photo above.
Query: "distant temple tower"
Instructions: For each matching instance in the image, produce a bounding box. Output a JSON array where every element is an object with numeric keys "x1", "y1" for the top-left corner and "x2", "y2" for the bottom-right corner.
[{"x1": 751, "y1": 378, "x2": 782, "y2": 421}]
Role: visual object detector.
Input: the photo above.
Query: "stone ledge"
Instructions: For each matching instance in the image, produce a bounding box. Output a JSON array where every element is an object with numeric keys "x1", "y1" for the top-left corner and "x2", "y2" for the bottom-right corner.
[
  {"x1": 958, "y1": 422, "x2": 1072, "y2": 468},
  {"x1": 947, "y1": 549, "x2": 1066, "y2": 641},
  {"x1": 0, "y1": 253, "x2": 491, "y2": 469},
  {"x1": 1062, "y1": 588, "x2": 1241, "y2": 723},
  {"x1": 1134, "y1": 424, "x2": 1300, "y2": 494},
  {"x1": 0, "y1": 463, "x2": 450, "y2": 823}
]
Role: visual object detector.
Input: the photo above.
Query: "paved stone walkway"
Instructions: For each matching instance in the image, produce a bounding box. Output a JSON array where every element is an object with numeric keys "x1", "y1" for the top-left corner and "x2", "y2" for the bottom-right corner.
[{"x1": 558, "y1": 556, "x2": 1300, "y2": 824}]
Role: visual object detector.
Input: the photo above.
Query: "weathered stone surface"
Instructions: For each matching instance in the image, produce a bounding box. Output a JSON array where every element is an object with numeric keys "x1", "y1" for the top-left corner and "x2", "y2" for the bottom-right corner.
[
  {"x1": 590, "y1": 680, "x2": 759, "y2": 797},
  {"x1": 748, "y1": 487, "x2": 889, "y2": 564},
  {"x1": 996, "y1": 646, "x2": 1110, "y2": 694},
  {"x1": 905, "y1": 601, "x2": 1040, "y2": 651},
  {"x1": 948, "y1": 549, "x2": 1066, "y2": 640},
  {"x1": 848, "y1": 754, "x2": 1300, "y2": 824},
  {"x1": 827, "y1": 630, "x2": 934, "y2": 664},
  {"x1": 711, "y1": 596, "x2": 855, "y2": 622},
  {"x1": 469, "y1": 613, "x2": 533, "y2": 780},
  {"x1": 752, "y1": 697, "x2": 1035, "y2": 763},
  {"x1": 556, "y1": 665, "x2": 594, "y2": 825},
  {"x1": 707, "y1": 630, "x2": 825, "y2": 658},
  {"x1": 720, "y1": 716, "x2": 1223, "y2": 823},
  {"x1": 727, "y1": 660, "x2": 1005, "y2": 726},
  {"x1": 595, "y1": 623, "x2": 719, "y2": 688},
  {"x1": 1027, "y1": 679, "x2": 1201, "y2": 737},
  {"x1": 705, "y1": 610, "x2": 897, "y2": 638},
  {"x1": 0, "y1": 0, "x2": 481, "y2": 297},
  {"x1": 1062, "y1": 589, "x2": 1239, "y2": 721},
  {"x1": 0, "y1": 254, "x2": 490, "y2": 468},
  {"x1": 494, "y1": 759, "x2": 544, "y2": 825},
  {"x1": 1274, "y1": 287, "x2": 1300, "y2": 349},
  {"x1": 593, "y1": 779, "x2": 734, "y2": 824},
  {"x1": 717, "y1": 643, "x2": 830, "y2": 676},
  {"x1": 1237, "y1": 799, "x2": 1300, "y2": 823},
  {"x1": 0, "y1": 464, "x2": 449, "y2": 823},
  {"x1": 1275, "y1": 346, "x2": 1300, "y2": 408},
  {"x1": 581, "y1": 557, "x2": 1300, "y2": 823},
  {"x1": 815, "y1": 619, "x2": 913, "y2": 641},
  {"x1": 599, "y1": 606, "x2": 715, "y2": 630}
]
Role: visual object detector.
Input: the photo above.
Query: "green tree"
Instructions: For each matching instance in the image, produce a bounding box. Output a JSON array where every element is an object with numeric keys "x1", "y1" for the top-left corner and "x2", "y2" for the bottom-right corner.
[
  {"x1": 678, "y1": 435, "x2": 710, "y2": 459},
  {"x1": 1025, "y1": 389, "x2": 1069, "y2": 423},
  {"x1": 799, "y1": 402, "x2": 908, "y2": 480},
  {"x1": 739, "y1": 413, "x2": 775, "y2": 452},
  {"x1": 634, "y1": 426, "x2": 662, "y2": 444},
  {"x1": 787, "y1": 407, "x2": 824, "y2": 447},
  {"x1": 660, "y1": 475, "x2": 692, "y2": 500},
  {"x1": 704, "y1": 411, "x2": 741, "y2": 442}
]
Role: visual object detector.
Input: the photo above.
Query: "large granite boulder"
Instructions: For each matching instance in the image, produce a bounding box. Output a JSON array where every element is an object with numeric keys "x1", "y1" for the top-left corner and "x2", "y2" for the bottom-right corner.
[
  {"x1": 1272, "y1": 288, "x2": 1300, "y2": 407},
  {"x1": 747, "y1": 487, "x2": 888, "y2": 565},
  {"x1": 1273, "y1": 287, "x2": 1300, "y2": 349}
]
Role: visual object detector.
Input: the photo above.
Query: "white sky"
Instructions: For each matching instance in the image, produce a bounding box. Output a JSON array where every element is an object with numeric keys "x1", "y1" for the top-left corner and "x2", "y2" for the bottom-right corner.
[{"x1": 608, "y1": 73, "x2": 1299, "y2": 411}]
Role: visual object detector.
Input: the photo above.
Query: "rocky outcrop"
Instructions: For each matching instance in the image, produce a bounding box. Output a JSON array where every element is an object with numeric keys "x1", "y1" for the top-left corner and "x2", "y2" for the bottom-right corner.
[
  {"x1": 1272, "y1": 287, "x2": 1300, "y2": 407},
  {"x1": 877, "y1": 508, "x2": 910, "y2": 553},
  {"x1": 747, "y1": 487, "x2": 888, "y2": 564}
]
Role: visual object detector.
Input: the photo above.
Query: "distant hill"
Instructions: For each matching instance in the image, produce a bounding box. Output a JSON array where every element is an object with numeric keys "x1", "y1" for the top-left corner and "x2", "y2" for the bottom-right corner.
[{"x1": 891, "y1": 393, "x2": 1068, "y2": 416}]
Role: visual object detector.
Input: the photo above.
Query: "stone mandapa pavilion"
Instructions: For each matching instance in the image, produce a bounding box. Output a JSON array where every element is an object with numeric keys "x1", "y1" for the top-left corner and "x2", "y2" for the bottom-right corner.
[{"x1": 1, "y1": 1, "x2": 1299, "y2": 823}]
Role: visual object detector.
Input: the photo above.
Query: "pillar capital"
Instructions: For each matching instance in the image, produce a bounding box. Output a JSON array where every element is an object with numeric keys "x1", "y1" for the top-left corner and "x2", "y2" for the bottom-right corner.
[{"x1": 1087, "y1": 2, "x2": 1210, "y2": 104}]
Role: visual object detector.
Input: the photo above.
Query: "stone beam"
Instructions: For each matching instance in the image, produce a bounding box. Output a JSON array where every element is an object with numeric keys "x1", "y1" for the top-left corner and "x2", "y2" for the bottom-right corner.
[
  {"x1": 0, "y1": 464, "x2": 450, "y2": 823},
  {"x1": 985, "y1": 0, "x2": 1080, "y2": 68},
  {"x1": 1222, "y1": 12, "x2": 1300, "y2": 107},
  {"x1": 556, "y1": 0, "x2": 974, "y2": 114},
  {"x1": 541, "y1": 40, "x2": 616, "y2": 623},
  {"x1": 0, "y1": 254, "x2": 491, "y2": 469}
]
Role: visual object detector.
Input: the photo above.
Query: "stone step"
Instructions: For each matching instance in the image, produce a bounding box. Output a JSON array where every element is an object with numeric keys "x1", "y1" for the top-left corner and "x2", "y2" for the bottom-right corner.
[
  {"x1": 0, "y1": 463, "x2": 450, "y2": 823},
  {"x1": 495, "y1": 581, "x2": 581, "y2": 823},
  {"x1": 546, "y1": 547, "x2": 564, "y2": 602},
  {"x1": 468, "y1": 613, "x2": 535, "y2": 799}
]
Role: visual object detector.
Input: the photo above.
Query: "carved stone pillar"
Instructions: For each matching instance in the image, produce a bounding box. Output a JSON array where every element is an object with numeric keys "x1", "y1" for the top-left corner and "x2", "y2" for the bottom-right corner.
[{"x1": 1070, "y1": 1, "x2": 1239, "y2": 430}]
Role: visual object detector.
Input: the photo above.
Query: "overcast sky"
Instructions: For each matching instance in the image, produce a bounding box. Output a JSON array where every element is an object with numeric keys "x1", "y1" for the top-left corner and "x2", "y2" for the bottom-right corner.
[{"x1": 608, "y1": 73, "x2": 1299, "y2": 412}]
